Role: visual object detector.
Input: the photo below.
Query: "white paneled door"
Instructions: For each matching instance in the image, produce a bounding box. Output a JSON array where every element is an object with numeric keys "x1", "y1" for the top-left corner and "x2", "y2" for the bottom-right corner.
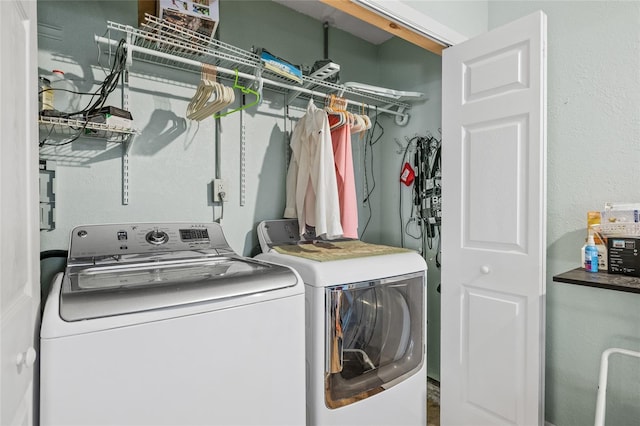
[
  {"x1": 441, "y1": 11, "x2": 547, "y2": 426},
  {"x1": 0, "y1": 0, "x2": 40, "y2": 425}
]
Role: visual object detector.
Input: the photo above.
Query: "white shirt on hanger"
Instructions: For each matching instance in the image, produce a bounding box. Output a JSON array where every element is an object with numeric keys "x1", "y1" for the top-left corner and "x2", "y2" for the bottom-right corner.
[{"x1": 284, "y1": 99, "x2": 343, "y2": 239}]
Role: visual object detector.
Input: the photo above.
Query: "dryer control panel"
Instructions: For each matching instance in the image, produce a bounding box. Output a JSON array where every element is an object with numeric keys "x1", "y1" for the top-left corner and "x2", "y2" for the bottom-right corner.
[{"x1": 68, "y1": 222, "x2": 233, "y2": 261}]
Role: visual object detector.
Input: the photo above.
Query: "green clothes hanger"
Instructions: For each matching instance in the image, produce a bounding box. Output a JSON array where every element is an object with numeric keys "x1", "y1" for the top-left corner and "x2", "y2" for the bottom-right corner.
[{"x1": 214, "y1": 69, "x2": 261, "y2": 118}]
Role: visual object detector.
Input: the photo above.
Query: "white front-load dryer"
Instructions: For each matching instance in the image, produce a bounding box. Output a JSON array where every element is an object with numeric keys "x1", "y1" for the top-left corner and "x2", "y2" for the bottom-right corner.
[
  {"x1": 40, "y1": 222, "x2": 305, "y2": 426},
  {"x1": 256, "y1": 219, "x2": 427, "y2": 426}
]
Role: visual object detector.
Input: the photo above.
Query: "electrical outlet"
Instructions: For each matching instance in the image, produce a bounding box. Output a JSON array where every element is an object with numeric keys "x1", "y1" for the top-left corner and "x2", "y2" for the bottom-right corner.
[{"x1": 213, "y1": 179, "x2": 227, "y2": 202}]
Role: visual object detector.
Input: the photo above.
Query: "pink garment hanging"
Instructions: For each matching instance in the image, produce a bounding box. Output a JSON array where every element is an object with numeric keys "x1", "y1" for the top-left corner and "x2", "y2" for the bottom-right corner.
[{"x1": 330, "y1": 123, "x2": 358, "y2": 238}]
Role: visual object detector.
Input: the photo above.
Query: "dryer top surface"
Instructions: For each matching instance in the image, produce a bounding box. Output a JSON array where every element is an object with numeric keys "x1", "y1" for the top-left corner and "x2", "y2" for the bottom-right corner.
[{"x1": 256, "y1": 250, "x2": 426, "y2": 288}]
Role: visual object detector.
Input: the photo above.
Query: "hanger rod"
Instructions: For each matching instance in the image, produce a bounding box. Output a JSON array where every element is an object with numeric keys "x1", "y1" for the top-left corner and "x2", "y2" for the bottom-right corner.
[{"x1": 95, "y1": 35, "x2": 408, "y2": 119}]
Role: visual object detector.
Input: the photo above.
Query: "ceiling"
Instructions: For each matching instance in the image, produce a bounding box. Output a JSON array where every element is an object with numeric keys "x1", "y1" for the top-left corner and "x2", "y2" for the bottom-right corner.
[{"x1": 272, "y1": 0, "x2": 393, "y2": 45}]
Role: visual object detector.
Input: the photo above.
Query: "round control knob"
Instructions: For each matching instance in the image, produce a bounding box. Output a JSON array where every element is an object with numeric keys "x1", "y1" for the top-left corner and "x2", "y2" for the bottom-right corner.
[{"x1": 145, "y1": 229, "x2": 169, "y2": 245}]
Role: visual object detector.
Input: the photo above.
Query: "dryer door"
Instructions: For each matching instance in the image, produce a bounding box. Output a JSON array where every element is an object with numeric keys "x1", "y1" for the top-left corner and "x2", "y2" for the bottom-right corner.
[{"x1": 325, "y1": 271, "x2": 424, "y2": 408}]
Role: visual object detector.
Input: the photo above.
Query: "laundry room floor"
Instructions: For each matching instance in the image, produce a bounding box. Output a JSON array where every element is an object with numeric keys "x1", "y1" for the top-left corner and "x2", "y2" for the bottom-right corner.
[
  {"x1": 427, "y1": 399, "x2": 440, "y2": 426},
  {"x1": 427, "y1": 379, "x2": 441, "y2": 426}
]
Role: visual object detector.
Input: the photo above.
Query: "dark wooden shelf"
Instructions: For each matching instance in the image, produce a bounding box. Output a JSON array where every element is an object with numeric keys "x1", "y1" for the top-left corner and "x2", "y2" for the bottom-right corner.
[{"x1": 553, "y1": 268, "x2": 640, "y2": 294}]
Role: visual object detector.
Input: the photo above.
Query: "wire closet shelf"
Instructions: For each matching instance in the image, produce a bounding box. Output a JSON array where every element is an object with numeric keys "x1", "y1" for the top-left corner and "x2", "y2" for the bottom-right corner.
[
  {"x1": 96, "y1": 15, "x2": 424, "y2": 122},
  {"x1": 39, "y1": 116, "x2": 138, "y2": 143}
]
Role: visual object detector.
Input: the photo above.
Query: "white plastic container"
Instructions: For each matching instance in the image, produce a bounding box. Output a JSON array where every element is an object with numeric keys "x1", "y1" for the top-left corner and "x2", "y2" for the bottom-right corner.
[
  {"x1": 39, "y1": 76, "x2": 54, "y2": 112},
  {"x1": 49, "y1": 70, "x2": 79, "y2": 114}
]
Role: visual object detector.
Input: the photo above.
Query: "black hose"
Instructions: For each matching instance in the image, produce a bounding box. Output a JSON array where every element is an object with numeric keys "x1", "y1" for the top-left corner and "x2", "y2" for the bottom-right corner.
[{"x1": 40, "y1": 250, "x2": 68, "y2": 260}]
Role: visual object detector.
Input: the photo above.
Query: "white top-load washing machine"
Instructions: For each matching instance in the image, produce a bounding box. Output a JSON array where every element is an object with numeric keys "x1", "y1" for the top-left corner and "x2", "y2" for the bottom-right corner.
[
  {"x1": 40, "y1": 222, "x2": 305, "y2": 426},
  {"x1": 256, "y1": 219, "x2": 427, "y2": 426}
]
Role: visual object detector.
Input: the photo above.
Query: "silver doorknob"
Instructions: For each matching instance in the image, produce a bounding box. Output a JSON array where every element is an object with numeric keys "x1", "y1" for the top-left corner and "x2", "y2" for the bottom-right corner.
[
  {"x1": 16, "y1": 347, "x2": 36, "y2": 368},
  {"x1": 481, "y1": 265, "x2": 491, "y2": 274}
]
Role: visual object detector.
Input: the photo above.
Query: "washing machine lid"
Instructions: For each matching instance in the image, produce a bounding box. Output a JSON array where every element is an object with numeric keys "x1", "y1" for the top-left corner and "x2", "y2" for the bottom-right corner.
[
  {"x1": 60, "y1": 256, "x2": 298, "y2": 321},
  {"x1": 58, "y1": 222, "x2": 299, "y2": 321}
]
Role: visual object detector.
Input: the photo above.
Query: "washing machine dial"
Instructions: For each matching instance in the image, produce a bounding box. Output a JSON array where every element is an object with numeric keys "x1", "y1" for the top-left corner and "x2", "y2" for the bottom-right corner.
[{"x1": 145, "y1": 229, "x2": 169, "y2": 245}]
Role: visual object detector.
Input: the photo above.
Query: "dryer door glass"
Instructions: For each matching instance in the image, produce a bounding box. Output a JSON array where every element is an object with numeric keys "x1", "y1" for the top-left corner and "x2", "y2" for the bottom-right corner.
[{"x1": 325, "y1": 272, "x2": 424, "y2": 408}]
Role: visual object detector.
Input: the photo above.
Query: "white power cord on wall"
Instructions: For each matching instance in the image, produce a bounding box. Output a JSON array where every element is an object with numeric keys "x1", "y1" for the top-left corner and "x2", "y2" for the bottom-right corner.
[{"x1": 217, "y1": 191, "x2": 226, "y2": 222}]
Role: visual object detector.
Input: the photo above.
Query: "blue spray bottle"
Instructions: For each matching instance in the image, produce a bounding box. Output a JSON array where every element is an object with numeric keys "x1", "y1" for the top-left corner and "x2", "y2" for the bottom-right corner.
[{"x1": 584, "y1": 231, "x2": 599, "y2": 273}]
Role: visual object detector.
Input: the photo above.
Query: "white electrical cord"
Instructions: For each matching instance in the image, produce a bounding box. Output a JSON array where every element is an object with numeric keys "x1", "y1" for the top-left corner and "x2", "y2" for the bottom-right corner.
[{"x1": 217, "y1": 191, "x2": 226, "y2": 222}]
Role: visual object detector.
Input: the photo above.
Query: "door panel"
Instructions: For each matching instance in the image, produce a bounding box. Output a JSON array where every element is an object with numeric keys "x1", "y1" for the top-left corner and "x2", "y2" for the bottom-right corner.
[
  {"x1": 464, "y1": 288, "x2": 525, "y2": 423},
  {"x1": 464, "y1": 41, "x2": 530, "y2": 101},
  {"x1": 0, "y1": 1, "x2": 39, "y2": 425},
  {"x1": 464, "y1": 115, "x2": 528, "y2": 251},
  {"x1": 442, "y1": 11, "x2": 546, "y2": 426}
]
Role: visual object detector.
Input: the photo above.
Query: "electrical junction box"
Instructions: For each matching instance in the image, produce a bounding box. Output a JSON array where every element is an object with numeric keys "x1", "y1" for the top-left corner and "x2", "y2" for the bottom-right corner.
[
  {"x1": 213, "y1": 179, "x2": 227, "y2": 202},
  {"x1": 39, "y1": 160, "x2": 56, "y2": 230},
  {"x1": 87, "y1": 106, "x2": 133, "y2": 129},
  {"x1": 607, "y1": 236, "x2": 640, "y2": 277}
]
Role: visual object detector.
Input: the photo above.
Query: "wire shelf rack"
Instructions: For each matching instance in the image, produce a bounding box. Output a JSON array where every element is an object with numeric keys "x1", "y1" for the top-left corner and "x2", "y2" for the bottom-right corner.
[
  {"x1": 97, "y1": 15, "x2": 425, "y2": 120},
  {"x1": 39, "y1": 116, "x2": 138, "y2": 143}
]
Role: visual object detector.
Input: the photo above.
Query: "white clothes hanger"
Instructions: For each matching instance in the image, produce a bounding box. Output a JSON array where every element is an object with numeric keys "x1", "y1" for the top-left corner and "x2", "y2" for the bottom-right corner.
[{"x1": 186, "y1": 64, "x2": 236, "y2": 121}]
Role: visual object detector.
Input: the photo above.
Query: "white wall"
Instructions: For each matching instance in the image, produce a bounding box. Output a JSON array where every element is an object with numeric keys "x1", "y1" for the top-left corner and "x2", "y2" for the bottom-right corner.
[
  {"x1": 488, "y1": 2, "x2": 640, "y2": 426},
  {"x1": 399, "y1": 0, "x2": 489, "y2": 40}
]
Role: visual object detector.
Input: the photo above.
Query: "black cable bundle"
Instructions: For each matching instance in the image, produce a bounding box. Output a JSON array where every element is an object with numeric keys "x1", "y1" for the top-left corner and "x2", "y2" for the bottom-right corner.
[
  {"x1": 359, "y1": 112, "x2": 384, "y2": 239},
  {"x1": 40, "y1": 39, "x2": 128, "y2": 147}
]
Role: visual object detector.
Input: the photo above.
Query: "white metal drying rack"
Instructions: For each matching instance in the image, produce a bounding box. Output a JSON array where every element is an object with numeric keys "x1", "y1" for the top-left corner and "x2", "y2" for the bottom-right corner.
[{"x1": 95, "y1": 15, "x2": 425, "y2": 125}]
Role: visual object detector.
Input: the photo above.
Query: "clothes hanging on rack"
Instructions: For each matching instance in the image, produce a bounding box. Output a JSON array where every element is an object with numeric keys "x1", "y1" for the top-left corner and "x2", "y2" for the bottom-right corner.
[
  {"x1": 284, "y1": 99, "x2": 343, "y2": 239},
  {"x1": 330, "y1": 123, "x2": 358, "y2": 238}
]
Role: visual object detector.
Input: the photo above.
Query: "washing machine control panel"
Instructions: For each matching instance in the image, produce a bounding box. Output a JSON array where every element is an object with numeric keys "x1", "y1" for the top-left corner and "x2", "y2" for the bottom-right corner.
[{"x1": 68, "y1": 222, "x2": 233, "y2": 261}]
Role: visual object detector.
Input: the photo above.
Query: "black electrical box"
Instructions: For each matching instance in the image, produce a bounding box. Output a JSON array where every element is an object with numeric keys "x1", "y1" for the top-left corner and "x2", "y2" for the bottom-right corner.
[{"x1": 607, "y1": 236, "x2": 640, "y2": 277}]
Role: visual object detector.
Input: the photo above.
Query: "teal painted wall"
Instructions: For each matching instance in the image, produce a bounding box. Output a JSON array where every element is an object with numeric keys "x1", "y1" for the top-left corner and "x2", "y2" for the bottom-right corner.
[
  {"x1": 37, "y1": 0, "x2": 380, "y2": 256},
  {"x1": 37, "y1": 0, "x2": 443, "y2": 383},
  {"x1": 375, "y1": 37, "x2": 442, "y2": 380}
]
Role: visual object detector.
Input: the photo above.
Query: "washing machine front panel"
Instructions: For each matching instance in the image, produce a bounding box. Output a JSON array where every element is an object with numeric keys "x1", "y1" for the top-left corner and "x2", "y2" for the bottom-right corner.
[
  {"x1": 325, "y1": 271, "x2": 424, "y2": 408},
  {"x1": 41, "y1": 287, "x2": 306, "y2": 426}
]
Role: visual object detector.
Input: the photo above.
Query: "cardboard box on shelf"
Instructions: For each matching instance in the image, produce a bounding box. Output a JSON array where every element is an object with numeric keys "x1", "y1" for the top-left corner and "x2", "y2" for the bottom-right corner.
[
  {"x1": 587, "y1": 211, "x2": 605, "y2": 245},
  {"x1": 138, "y1": 0, "x2": 157, "y2": 26},
  {"x1": 158, "y1": 0, "x2": 219, "y2": 40}
]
